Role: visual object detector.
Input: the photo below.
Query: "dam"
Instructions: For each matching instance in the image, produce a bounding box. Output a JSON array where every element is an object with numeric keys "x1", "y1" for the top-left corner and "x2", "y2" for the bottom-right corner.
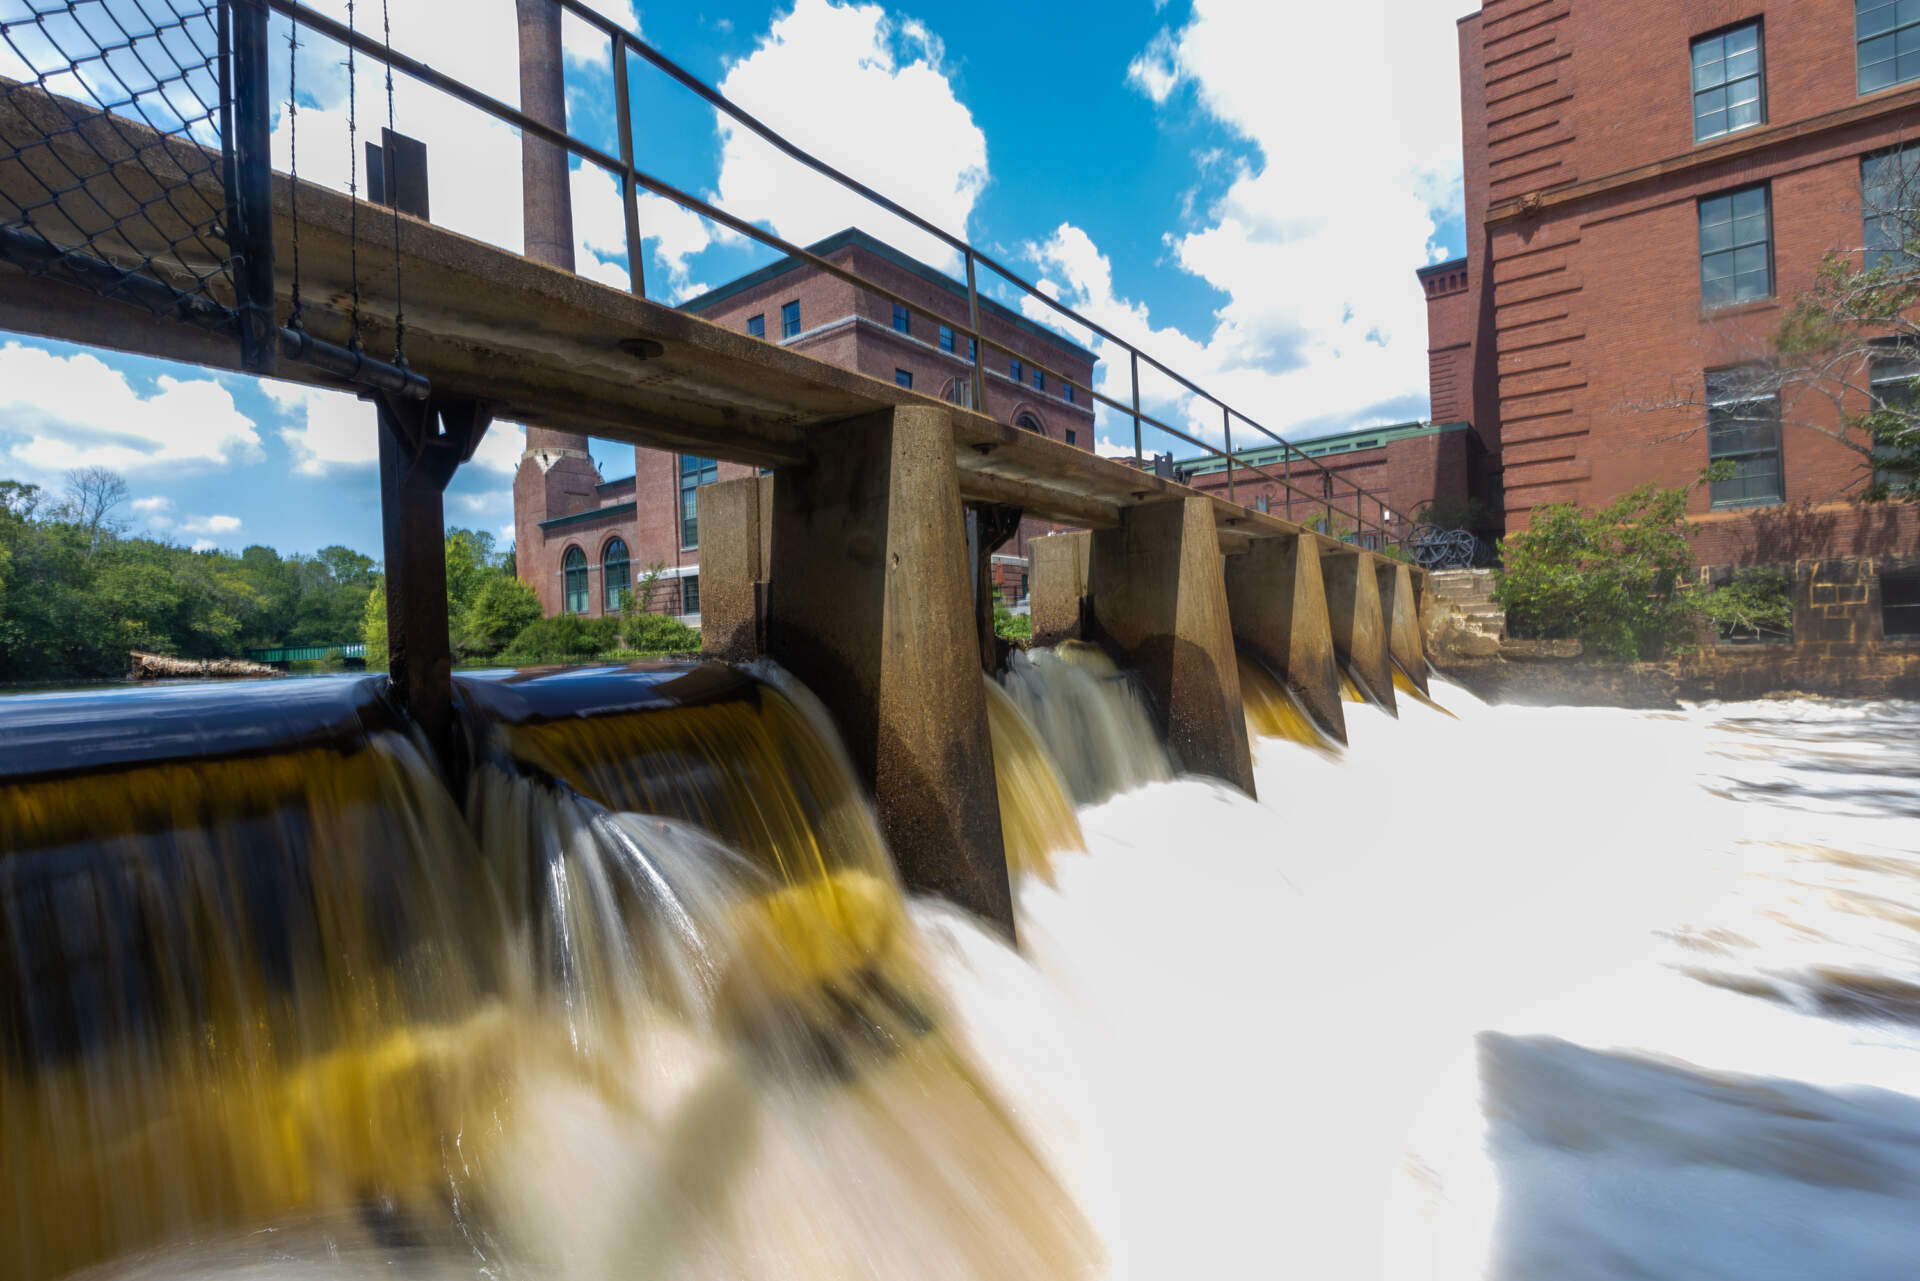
[{"x1": 6, "y1": 4, "x2": 1920, "y2": 1279}]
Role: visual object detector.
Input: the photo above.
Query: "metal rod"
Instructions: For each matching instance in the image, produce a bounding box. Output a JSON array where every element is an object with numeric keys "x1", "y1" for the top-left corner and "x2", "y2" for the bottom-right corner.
[
  {"x1": 267, "y1": 0, "x2": 1397, "y2": 535},
  {"x1": 281, "y1": 325, "x2": 429, "y2": 396},
  {"x1": 611, "y1": 30, "x2": 644, "y2": 297},
  {"x1": 965, "y1": 249, "x2": 985, "y2": 412},
  {"x1": 228, "y1": 0, "x2": 278, "y2": 373},
  {"x1": 1130, "y1": 349, "x2": 1142, "y2": 464},
  {"x1": 1223, "y1": 404, "x2": 1234, "y2": 505}
]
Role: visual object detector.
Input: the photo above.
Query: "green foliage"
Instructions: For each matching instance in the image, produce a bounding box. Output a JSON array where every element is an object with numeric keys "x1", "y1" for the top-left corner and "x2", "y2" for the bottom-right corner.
[
  {"x1": 992, "y1": 594, "x2": 1031, "y2": 641},
  {"x1": 1697, "y1": 567, "x2": 1794, "y2": 641},
  {"x1": 1493, "y1": 481, "x2": 1698, "y2": 661},
  {"x1": 362, "y1": 578, "x2": 388, "y2": 667},
  {"x1": 455, "y1": 572, "x2": 543, "y2": 658},
  {"x1": 495, "y1": 606, "x2": 700, "y2": 666}
]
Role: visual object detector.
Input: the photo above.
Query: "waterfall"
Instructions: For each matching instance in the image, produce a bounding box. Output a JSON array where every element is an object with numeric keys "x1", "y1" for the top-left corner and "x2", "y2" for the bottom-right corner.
[{"x1": 996, "y1": 642, "x2": 1171, "y2": 805}]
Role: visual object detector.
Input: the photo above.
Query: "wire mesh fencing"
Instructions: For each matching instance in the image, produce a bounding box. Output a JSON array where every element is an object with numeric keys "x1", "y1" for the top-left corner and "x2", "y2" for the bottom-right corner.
[{"x1": 0, "y1": 0, "x2": 275, "y2": 366}]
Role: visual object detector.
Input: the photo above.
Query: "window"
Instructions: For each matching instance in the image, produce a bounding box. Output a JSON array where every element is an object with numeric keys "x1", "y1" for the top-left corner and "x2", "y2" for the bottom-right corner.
[
  {"x1": 1032, "y1": 368, "x2": 1045, "y2": 391},
  {"x1": 1064, "y1": 383, "x2": 1075, "y2": 404},
  {"x1": 1699, "y1": 185, "x2": 1772, "y2": 308},
  {"x1": 939, "y1": 324, "x2": 955, "y2": 353},
  {"x1": 1858, "y1": 0, "x2": 1920, "y2": 95},
  {"x1": 781, "y1": 300, "x2": 800, "y2": 338},
  {"x1": 968, "y1": 337, "x2": 978, "y2": 363},
  {"x1": 1010, "y1": 358, "x2": 1023, "y2": 383},
  {"x1": 747, "y1": 313, "x2": 765, "y2": 339},
  {"x1": 1884, "y1": 569, "x2": 1920, "y2": 636},
  {"x1": 1706, "y1": 369, "x2": 1784, "y2": 508},
  {"x1": 1869, "y1": 346, "x2": 1920, "y2": 490},
  {"x1": 681, "y1": 574, "x2": 701, "y2": 617},
  {"x1": 892, "y1": 303, "x2": 910, "y2": 335},
  {"x1": 1863, "y1": 144, "x2": 1920, "y2": 270},
  {"x1": 1066, "y1": 428, "x2": 1077, "y2": 447},
  {"x1": 1692, "y1": 22, "x2": 1764, "y2": 142},
  {"x1": 603, "y1": 538, "x2": 630, "y2": 612},
  {"x1": 895, "y1": 368, "x2": 913, "y2": 389},
  {"x1": 1322, "y1": 471, "x2": 1335, "y2": 500},
  {"x1": 1256, "y1": 492, "x2": 1271, "y2": 514},
  {"x1": 563, "y1": 546, "x2": 588, "y2": 615},
  {"x1": 679, "y1": 453, "x2": 718, "y2": 546},
  {"x1": 1016, "y1": 413, "x2": 1042, "y2": 435}
]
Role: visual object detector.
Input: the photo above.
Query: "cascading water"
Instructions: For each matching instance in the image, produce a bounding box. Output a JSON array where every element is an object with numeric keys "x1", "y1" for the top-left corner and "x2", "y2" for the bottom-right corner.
[{"x1": 6, "y1": 647, "x2": 1920, "y2": 1281}]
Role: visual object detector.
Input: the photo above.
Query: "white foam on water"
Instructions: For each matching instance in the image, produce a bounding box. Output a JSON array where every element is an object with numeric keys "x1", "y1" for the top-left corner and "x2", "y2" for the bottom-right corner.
[{"x1": 922, "y1": 682, "x2": 1920, "y2": 1280}]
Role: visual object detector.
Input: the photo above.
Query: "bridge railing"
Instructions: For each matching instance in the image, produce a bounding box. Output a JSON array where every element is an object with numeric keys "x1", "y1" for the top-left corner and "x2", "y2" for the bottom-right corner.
[{"x1": 260, "y1": 0, "x2": 1407, "y2": 550}]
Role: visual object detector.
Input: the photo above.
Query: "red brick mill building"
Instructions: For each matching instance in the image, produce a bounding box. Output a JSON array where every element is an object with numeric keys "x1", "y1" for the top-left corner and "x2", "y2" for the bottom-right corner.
[
  {"x1": 514, "y1": 228, "x2": 1097, "y2": 621},
  {"x1": 1425, "y1": 0, "x2": 1920, "y2": 644}
]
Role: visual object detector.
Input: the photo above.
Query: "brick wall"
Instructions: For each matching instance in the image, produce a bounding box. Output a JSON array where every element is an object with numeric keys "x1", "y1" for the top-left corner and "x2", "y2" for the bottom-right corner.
[{"x1": 1441, "y1": 0, "x2": 1920, "y2": 571}]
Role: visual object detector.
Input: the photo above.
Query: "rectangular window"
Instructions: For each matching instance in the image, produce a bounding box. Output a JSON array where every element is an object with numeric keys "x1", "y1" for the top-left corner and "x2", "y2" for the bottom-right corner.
[
  {"x1": 1032, "y1": 368, "x2": 1045, "y2": 391},
  {"x1": 1706, "y1": 369, "x2": 1785, "y2": 508},
  {"x1": 781, "y1": 300, "x2": 800, "y2": 338},
  {"x1": 1692, "y1": 22, "x2": 1764, "y2": 142},
  {"x1": 679, "y1": 454, "x2": 718, "y2": 546},
  {"x1": 1010, "y1": 358, "x2": 1023, "y2": 382},
  {"x1": 1858, "y1": 0, "x2": 1920, "y2": 95},
  {"x1": 895, "y1": 368, "x2": 913, "y2": 389},
  {"x1": 1883, "y1": 569, "x2": 1920, "y2": 637},
  {"x1": 1699, "y1": 185, "x2": 1772, "y2": 308},
  {"x1": 747, "y1": 313, "x2": 765, "y2": 339},
  {"x1": 1869, "y1": 346, "x2": 1920, "y2": 491},
  {"x1": 1066, "y1": 428, "x2": 1077, "y2": 447},
  {"x1": 938, "y1": 324, "x2": 955, "y2": 353},
  {"x1": 969, "y1": 337, "x2": 978, "y2": 363},
  {"x1": 679, "y1": 574, "x2": 700, "y2": 617},
  {"x1": 1863, "y1": 144, "x2": 1920, "y2": 270},
  {"x1": 892, "y1": 303, "x2": 910, "y2": 335},
  {"x1": 1064, "y1": 383, "x2": 1075, "y2": 404}
]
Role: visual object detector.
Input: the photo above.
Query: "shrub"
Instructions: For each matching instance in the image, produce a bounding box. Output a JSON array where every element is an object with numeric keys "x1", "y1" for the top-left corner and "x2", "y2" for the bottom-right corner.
[
  {"x1": 1698, "y1": 567, "x2": 1794, "y2": 642},
  {"x1": 499, "y1": 614, "x2": 621, "y2": 663},
  {"x1": 1493, "y1": 482, "x2": 1697, "y2": 661},
  {"x1": 624, "y1": 611, "x2": 701, "y2": 653}
]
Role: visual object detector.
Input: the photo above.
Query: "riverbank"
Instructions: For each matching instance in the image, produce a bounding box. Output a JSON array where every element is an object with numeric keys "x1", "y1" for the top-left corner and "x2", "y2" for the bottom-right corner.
[{"x1": 1435, "y1": 643, "x2": 1920, "y2": 708}]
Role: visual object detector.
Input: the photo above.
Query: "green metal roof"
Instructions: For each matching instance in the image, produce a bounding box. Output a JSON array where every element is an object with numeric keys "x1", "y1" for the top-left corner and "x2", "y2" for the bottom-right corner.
[
  {"x1": 538, "y1": 500, "x2": 636, "y2": 531},
  {"x1": 1177, "y1": 420, "x2": 1469, "y2": 476},
  {"x1": 677, "y1": 227, "x2": 1099, "y2": 366}
]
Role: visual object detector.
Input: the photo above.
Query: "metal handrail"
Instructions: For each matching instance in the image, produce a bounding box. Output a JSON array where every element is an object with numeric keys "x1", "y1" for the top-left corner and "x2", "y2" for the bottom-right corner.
[{"x1": 264, "y1": 0, "x2": 1403, "y2": 545}]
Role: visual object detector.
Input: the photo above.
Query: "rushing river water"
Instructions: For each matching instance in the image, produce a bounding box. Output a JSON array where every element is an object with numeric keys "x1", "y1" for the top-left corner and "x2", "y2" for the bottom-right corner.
[{"x1": 2, "y1": 661, "x2": 1917, "y2": 1279}]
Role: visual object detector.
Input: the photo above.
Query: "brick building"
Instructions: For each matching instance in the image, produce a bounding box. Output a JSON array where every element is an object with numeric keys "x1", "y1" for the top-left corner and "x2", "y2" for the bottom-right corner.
[
  {"x1": 1426, "y1": 0, "x2": 1920, "y2": 643},
  {"x1": 514, "y1": 228, "x2": 1098, "y2": 620},
  {"x1": 1177, "y1": 419, "x2": 1482, "y2": 544}
]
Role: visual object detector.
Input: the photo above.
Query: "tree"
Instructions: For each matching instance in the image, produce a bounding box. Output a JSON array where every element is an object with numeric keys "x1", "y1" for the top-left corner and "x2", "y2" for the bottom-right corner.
[
  {"x1": 456, "y1": 572, "x2": 542, "y2": 657},
  {"x1": 61, "y1": 466, "x2": 128, "y2": 555},
  {"x1": 1493, "y1": 481, "x2": 1699, "y2": 661},
  {"x1": 362, "y1": 577, "x2": 388, "y2": 666}
]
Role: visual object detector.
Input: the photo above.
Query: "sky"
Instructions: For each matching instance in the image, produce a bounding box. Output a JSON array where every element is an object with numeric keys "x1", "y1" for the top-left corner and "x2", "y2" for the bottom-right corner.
[{"x1": 0, "y1": 0, "x2": 1468, "y2": 561}]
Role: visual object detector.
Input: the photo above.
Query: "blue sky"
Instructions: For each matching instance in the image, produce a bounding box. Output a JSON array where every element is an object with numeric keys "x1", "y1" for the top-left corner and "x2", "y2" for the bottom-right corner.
[{"x1": 0, "y1": 0, "x2": 1466, "y2": 561}]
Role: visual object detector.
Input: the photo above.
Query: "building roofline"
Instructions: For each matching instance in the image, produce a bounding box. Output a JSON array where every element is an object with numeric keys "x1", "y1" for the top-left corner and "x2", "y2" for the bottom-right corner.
[
  {"x1": 538, "y1": 500, "x2": 636, "y2": 532},
  {"x1": 1173, "y1": 419, "x2": 1469, "y2": 470},
  {"x1": 677, "y1": 227, "x2": 1100, "y2": 365},
  {"x1": 1416, "y1": 255, "x2": 1469, "y2": 279}
]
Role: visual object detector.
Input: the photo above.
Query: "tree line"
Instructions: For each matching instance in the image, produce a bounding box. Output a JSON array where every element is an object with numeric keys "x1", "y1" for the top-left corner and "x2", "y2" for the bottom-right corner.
[{"x1": 0, "y1": 468, "x2": 547, "y2": 682}]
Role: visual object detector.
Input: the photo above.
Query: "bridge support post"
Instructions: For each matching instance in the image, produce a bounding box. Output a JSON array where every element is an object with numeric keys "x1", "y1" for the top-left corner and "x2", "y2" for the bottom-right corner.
[
  {"x1": 1378, "y1": 559, "x2": 1429, "y2": 694},
  {"x1": 696, "y1": 474, "x2": 772, "y2": 662},
  {"x1": 1088, "y1": 498, "x2": 1255, "y2": 794},
  {"x1": 1321, "y1": 548, "x2": 1396, "y2": 713},
  {"x1": 1224, "y1": 534, "x2": 1346, "y2": 743},
  {"x1": 767, "y1": 405, "x2": 1013, "y2": 934},
  {"x1": 375, "y1": 394, "x2": 492, "y2": 765},
  {"x1": 1029, "y1": 530, "x2": 1091, "y2": 646}
]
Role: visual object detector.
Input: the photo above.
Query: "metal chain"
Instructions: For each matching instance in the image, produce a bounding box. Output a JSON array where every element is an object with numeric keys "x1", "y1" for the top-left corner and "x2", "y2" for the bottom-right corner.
[
  {"x1": 382, "y1": 0, "x2": 404, "y2": 365},
  {"x1": 284, "y1": 12, "x2": 303, "y2": 330},
  {"x1": 344, "y1": 0, "x2": 362, "y2": 353}
]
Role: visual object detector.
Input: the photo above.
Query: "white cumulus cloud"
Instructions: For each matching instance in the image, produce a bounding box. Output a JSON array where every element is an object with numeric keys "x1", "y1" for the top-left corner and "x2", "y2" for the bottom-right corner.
[
  {"x1": 0, "y1": 343, "x2": 265, "y2": 475},
  {"x1": 191, "y1": 539, "x2": 218, "y2": 553},
  {"x1": 181, "y1": 514, "x2": 242, "y2": 535},
  {"x1": 268, "y1": 381, "x2": 378, "y2": 476},
  {"x1": 1043, "y1": 0, "x2": 1465, "y2": 450},
  {"x1": 713, "y1": 0, "x2": 988, "y2": 272}
]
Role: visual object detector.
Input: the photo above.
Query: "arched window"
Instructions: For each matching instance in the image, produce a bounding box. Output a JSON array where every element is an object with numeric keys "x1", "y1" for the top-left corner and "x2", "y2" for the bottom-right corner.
[
  {"x1": 562, "y1": 546, "x2": 588, "y2": 614},
  {"x1": 1016, "y1": 413, "x2": 1043, "y2": 435},
  {"x1": 603, "y1": 538, "x2": 630, "y2": 612}
]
